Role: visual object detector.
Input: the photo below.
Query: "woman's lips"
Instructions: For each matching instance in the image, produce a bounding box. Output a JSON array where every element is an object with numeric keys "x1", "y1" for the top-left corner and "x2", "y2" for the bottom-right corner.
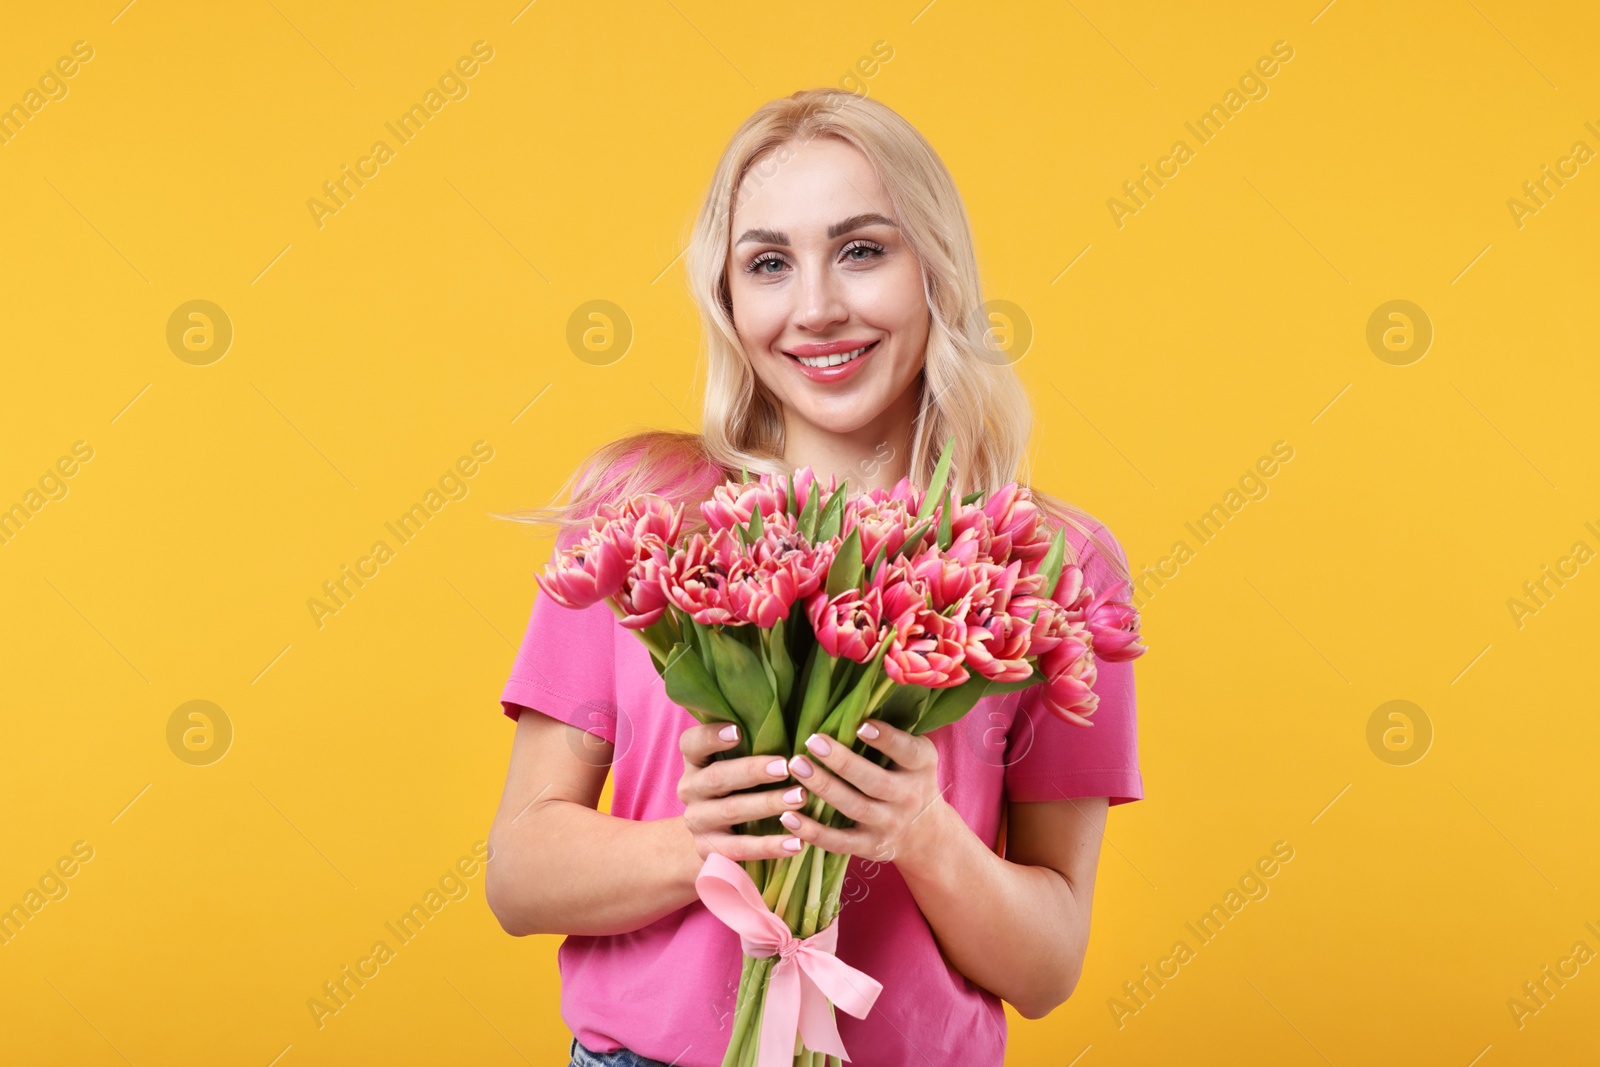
[{"x1": 784, "y1": 339, "x2": 879, "y2": 384}]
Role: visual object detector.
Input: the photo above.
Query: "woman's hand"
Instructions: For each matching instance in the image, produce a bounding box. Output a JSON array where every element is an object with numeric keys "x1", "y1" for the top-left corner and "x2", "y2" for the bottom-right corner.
[
  {"x1": 678, "y1": 723, "x2": 809, "y2": 862},
  {"x1": 780, "y1": 719, "x2": 950, "y2": 872}
]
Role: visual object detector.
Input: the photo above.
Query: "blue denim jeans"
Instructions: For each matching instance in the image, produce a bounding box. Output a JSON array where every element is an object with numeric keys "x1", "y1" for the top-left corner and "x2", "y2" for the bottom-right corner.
[{"x1": 568, "y1": 1036, "x2": 677, "y2": 1067}]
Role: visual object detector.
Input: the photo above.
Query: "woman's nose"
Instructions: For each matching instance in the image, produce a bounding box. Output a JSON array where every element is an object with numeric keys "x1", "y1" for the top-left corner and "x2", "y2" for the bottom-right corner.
[{"x1": 793, "y1": 264, "x2": 847, "y2": 331}]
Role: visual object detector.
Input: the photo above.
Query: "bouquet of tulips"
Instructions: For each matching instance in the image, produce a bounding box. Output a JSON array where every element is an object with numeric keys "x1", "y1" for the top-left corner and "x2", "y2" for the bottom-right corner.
[{"x1": 535, "y1": 438, "x2": 1145, "y2": 1067}]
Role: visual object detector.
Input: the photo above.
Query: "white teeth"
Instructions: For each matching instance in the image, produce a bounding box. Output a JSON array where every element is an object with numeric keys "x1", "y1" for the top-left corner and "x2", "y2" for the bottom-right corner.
[{"x1": 795, "y1": 343, "x2": 872, "y2": 368}]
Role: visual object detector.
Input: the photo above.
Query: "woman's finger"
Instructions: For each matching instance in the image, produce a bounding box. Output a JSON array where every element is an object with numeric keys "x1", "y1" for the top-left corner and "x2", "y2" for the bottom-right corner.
[
  {"x1": 682, "y1": 753, "x2": 793, "y2": 806},
  {"x1": 707, "y1": 783, "x2": 807, "y2": 830},
  {"x1": 679, "y1": 721, "x2": 742, "y2": 768},
  {"x1": 776, "y1": 809, "x2": 881, "y2": 861},
  {"x1": 787, "y1": 750, "x2": 879, "y2": 823},
  {"x1": 800, "y1": 731, "x2": 898, "y2": 799},
  {"x1": 853, "y1": 719, "x2": 937, "y2": 774},
  {"x1": 698, "y1": 830, "x2": 804, "y2": 863}
]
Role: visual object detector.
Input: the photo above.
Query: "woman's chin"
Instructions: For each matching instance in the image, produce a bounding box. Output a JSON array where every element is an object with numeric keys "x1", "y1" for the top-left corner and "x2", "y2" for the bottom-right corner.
[{"x1": 786, "y1": 401, "x2": 889, "y2": 437}]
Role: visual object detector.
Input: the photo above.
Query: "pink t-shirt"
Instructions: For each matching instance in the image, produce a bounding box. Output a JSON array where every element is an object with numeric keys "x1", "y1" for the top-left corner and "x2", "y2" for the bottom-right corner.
[{"x1": 499, "y1": 474, "x2": 1143, "y2": 1067}]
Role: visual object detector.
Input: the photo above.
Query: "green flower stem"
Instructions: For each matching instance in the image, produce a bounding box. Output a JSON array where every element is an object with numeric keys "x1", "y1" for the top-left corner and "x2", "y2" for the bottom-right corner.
[
  {"x1": 761, "y1": 853, "x2": 790, "y2": 911},
  {"x1": 772, "y1": 794, "x2": 829, "y2": 917},
  {"x1": 608, "y1": 600, "x2": 669, "y2": 665},
  {"x1": 798, "y1": 831, "x2": 826, "y2": 939},
  {"x1": 723, "y1": 954, "x2": 767, "y2": 1067},
  {"x1": 771, "y1": 845, "x2": 807, "y2": 918},
  {"x1": 727, "y1": 766, "x2": 861, "y2": 1064},
  {"x1": 733, "y1": 953, "x2": 755, "y2": 1015},
  {"x1": 818, "y1": 848, "x2": 850, "y2": 929},
  {"x1": 780, "y1": 845, "x2": 814, "y2": 929}
]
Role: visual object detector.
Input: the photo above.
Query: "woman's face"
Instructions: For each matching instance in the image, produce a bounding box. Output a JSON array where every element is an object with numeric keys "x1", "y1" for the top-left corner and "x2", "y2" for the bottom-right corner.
[{"x1": 726, "y1": 136, "x2": 930, "y2": 439}]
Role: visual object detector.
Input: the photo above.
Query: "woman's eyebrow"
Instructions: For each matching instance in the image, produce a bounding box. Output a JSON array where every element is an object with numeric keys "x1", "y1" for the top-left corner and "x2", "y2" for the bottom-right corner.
[{"x1": 733, "y1": 213, "x2": 898, "y2": 246}]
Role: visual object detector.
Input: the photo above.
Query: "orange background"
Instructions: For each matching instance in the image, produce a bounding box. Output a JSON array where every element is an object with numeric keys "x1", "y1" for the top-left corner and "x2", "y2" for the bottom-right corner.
[{"x1": 1, "y1": 2, "x2": 1597, "y2": 1064}]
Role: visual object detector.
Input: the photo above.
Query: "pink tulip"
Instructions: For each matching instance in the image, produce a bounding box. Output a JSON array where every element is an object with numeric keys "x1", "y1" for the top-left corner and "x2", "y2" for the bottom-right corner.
[
  {"x1": 1078, "y1": 580, "x2": 1147, "y2": 662},
  {"x1": 593, "y1": 493, "x2": 682, "y2": 555},
  {"x1": 701, "y1": 477, "x2": 788, "y2": 533},
  {"x1": 616, "y1": 535, "x2": 671, "y2": 629},
  {"x1": 950, "y1": 505, "x2": 995, "y2": 557},
  {"x1": 963, "y1": 607, "x2": 1033, "y2": 683},
  {"x1": 843, "y1": 497, "x2": 914, "y2": 566},
  {"x1": 907, "y1": 540, "x2": 983, "y2": 610},
  {"x1": 790, "y1": 466, "x2": 837, "y2": 516},
  {"x1": 1007, "y1": 592, "x2": 1071, "y2": 657},
  {"x1": 884, "y1": 605, "x2": 969, "y2": 689},
  {"x1": 662, "y1": 529, "x2": 743, "y2": 625},
  {"x1": 728, "y1": 557, "x2": 801, "y2": 628},
  {"x1": 1040, "y1": 622, "x2": 1098, "y2": 726},
  {"x1": 721, "y1": 513, "x2": 837, "y2": 626},
  {"x1": 1053, "y1": 564, "x2": 1087, "y2": 613},
  {"x1": 806, "y1": 586, "x2": 885, "y2": 663},
  {"x1": 870, "y1": 560, "x2": 930, "y2": 623},
  {"x1": 535, "y1": 526, "x2": 630, "y2": 609},
  {"x1": 884, "y1": 475, "x2": 922, "y2": 512},
  {"x1": 982, "y1": 484, "x2": 1051, "y2": 565}
]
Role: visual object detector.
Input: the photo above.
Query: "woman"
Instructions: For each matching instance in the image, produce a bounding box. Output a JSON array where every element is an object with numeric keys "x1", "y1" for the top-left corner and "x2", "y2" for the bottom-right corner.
[{"x1": 486, "y1": 88, "x2": 1143, "y2": 1067}]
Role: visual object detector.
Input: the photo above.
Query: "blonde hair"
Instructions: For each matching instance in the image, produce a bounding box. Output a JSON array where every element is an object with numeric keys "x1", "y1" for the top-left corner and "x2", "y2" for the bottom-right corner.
[{"x1": 497, "y1": 88, "x2": 1129, "y2": 584}]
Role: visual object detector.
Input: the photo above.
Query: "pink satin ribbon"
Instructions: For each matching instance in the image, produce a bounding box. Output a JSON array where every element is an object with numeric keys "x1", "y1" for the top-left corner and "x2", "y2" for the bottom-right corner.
[{"x1": 696, "y1": 852, "x2": 883, "y2": 1065}]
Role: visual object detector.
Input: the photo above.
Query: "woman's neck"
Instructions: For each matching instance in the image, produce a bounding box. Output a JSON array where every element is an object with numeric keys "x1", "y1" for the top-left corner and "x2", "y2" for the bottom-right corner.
[{"x1": 778, "y1": 382, "x2": 921, "y2": 495}]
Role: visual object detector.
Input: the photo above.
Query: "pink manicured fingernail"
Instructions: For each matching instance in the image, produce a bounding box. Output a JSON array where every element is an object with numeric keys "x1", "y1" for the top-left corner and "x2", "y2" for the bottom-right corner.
[
  {"x1": 782, "y1": 786, "x2": 803, "y2": 804},
  {"x1": 805, "y1": 733, "x2": 831, "y2": 757},
  {"x1": 856, "y1": 722, "x2": 880, "y2": 740},
  {"x1": 789, "y1": 756, "x2": 814, "y2": 778},
  {"x1": 782, "y1": 836, "x2": 802, "y2": 851},
  {"x1": 719, "y1": 724, "x2": 739, "y2": 742},
  {"x1": 766, "y1": 758, "x2": 788, "y2": 777},
  {"x1": 780, "y1": 811, "x2": 800, "y2": 830}
]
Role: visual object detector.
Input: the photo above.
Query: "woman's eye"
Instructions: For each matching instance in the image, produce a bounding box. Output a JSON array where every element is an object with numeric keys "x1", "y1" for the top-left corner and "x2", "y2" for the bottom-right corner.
[
  {"x1": 745, "y1": 253, "x2": 786, "y2": 274},
  {"x1": 841, "y1": 241, "x2": 885, "y2": 263}
]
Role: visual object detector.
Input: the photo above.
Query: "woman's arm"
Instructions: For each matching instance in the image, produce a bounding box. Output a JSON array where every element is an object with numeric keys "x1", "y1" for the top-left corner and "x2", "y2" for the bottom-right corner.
[
  {"x1": 897, "y1": 795, "x2": 1107, "y2": 1019},
  {"x1": 779, "y1": 723, "x2": 1107, "y2": 1019},
  {"x1": 486, "y1": 710, "x2": 809, "y2": 937},
  {"x1": 486, "y1": 709, "x2": 704, "y2": 936}
]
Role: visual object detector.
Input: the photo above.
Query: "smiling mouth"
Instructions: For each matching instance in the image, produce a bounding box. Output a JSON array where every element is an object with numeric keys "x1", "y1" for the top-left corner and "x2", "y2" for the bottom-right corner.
[{"x1": 786, "y1": 340, "x2": 879, "y2": 368}]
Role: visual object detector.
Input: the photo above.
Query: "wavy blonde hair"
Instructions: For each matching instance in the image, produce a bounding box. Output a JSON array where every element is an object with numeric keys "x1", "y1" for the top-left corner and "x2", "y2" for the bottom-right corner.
[{"x1": 497, "y1": 88, "x2": 1128, "y2": 583}]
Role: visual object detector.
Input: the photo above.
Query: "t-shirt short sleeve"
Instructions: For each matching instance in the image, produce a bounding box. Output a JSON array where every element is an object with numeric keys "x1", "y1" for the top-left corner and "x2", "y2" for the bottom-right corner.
[
  {"x1": 499, "y1": 531, "x2": 620, "y2": 745},
  {"x1": 1003, "y1": 519, "x2": 1144, "y2": 806}
]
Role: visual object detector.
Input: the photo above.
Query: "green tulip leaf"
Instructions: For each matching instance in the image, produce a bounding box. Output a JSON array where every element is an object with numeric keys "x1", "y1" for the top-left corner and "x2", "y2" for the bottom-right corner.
[
  {"x1": 708, "y1": 629, "x2": 776, "y2": 736},
  {"x1": 661, "y1": 643, "x2": 738, "y2": 726},
  {"x1": 826, "y1": 526, "x2": 863, "y2": 598},
  {"x1": 915, "y1": 433, "x2": 956, "y2": 523}
]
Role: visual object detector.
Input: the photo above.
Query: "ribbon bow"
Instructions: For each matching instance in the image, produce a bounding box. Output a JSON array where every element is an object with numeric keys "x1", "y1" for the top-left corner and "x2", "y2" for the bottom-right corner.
[{"x1": 696, "y1": 852, "x2": 882, "y2": 1065}]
